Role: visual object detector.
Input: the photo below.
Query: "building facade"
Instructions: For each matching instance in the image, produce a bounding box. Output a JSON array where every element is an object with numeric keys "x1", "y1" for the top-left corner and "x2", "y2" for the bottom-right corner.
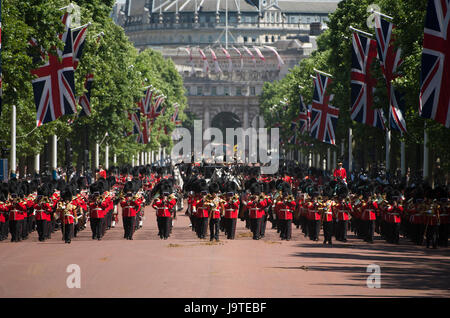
[{"x1": 116, "y1": 0, "x2": 338, "y2": 156}]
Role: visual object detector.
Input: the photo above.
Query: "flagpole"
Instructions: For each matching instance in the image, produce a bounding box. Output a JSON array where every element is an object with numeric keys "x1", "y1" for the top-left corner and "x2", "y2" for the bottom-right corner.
[
  {"x1": 400, "y1": 133, "x2": 405, "y2": 177},
  {"x1": 313, "y1": 69, "x2": 333, "y2": 78},
  {"x1": 71, "y1": 22, "x2": 91, "y2": 31},
  {"x1": 348, "y1": 128, "x2": 352, "y2": 174},
  {"x1": 51, "y1": 135, "x2": 57, "y2": 180},
  {"x1": 423, "y1": 123, "x2": 429, "y2": 181},
  {"x1": 105, "y1": 143, "x2": 109, "y2": 170},
  {"x1": 349, "y1": 26, "x2": 373, "y2": 37},
  {"x1": 34, "y1": 154, "x2": 40, "y2": 175},
  {"x1": 386, "y1": 113, "x2": 391, "y2": 176},
  {"x1": 10, "y1": 105, "x2": 17, "y2": 178},
  {"x1": 95, "y1": 143, "x2": 99, "y2": 170},
  {"x1": 370, "y1": 9, "x2": 393, "y2": 20}
]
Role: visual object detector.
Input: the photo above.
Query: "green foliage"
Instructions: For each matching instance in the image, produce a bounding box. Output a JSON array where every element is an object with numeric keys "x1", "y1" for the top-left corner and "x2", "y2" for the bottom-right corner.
[
  {"x1": 259, "y1": 0, "x2": 450, "y2": 174},
  {"x1": 1, "y1": 0, "x2": 187, "y2": 171}
]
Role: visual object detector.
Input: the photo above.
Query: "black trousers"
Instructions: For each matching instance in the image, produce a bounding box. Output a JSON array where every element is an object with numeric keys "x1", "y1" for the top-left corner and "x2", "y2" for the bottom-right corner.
[
  {"x1": 90, "y1": 218, "x2": 103, "y2": 239},
  {"x1": 22, "y1": 217, "x2": 30, "y2": 239},
  {"x1": 9, "y1": 220, "x2": 23, "y2": 242},
  {"x1": 106, "y1": 211, "x2": 112, "y2": 229},
  {"x1": 0, "y1": 221, "x2": 8, "y2": 240},
  {"x1": 279, "y1": 219, "x2": 292, "y2": 240},
  {"x1": 196, "y1": 217, "x2": 208, "y2": 239},
  {"x1": 63, "y1": 223, "x2": 73, "y2": 242},
  {"x1": 260, "y1": 214, "x2": 268, "y2": 238},
  {"x1": 123, "y1": 216, "x2": 136, "y2": 239},
  {"x1": 336, "y1": 220, "x2": 348, "y2": 241},
  {"x1": 224, "y1": 218, "x2": 237, "y2": 239},
  {"x1": 365, "y1": 220, "x2": 375, "y2": 242},
  {"x1": 438, "y1": 224, "x2": 448, "y2": 247},
  {"x1": 426, "y1": 225, "x2": 439, "y2": 248},
  {"x1": 209, "y1": 218, "x2": 220, "y2": 240},
  {"x1": 323, "y1": 221, "x2": 333, "y2": 243},
  {"x1": 157, "y1": 216, "x2": 171, "y2": 239},
  {"x1": 36, "y1": 220, "x2": 49, "y2": 241},
  {"x1": 308, "y1": 220, "x2": 320, "y2": 241},
  {"x1": 249, "y1": 218, "x2": 262, "y2": 239}
]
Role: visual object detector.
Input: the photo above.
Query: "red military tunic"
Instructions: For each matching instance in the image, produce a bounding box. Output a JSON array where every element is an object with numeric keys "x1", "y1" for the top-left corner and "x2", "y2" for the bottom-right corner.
[
  {"x1": 58, "y1": 204, "x2": 76, "y2": 225},
  {"x1": 362, "y1": 201, "x2": 377, "y2": 221},
  {"x1": 334, "y1": 202, "x2": 351, "y2": 221},
  {"x1": 247, "y1": 199, "x2": 268, "y2": 219},
  {"x1": 8, "y1": 201, "x2": 27, "y2": 221},
  {"x1": 322, "y1": 201, "x2": 334, "y2": 222},
  {"x1": 0, "y1": 203, "x2": 8, "y2": 223},
  {"x1": 275, "y1": 200, "x2": 296, "y2": 220},
  {"x1": 195, "y1": 199, "x2": 209, "y2": 218},
  {"x1": 89, "y1": 200, "x2": 109, "y2": 218},
  {"x1": 33, "y1": 202, "x2": 52, "y2": 221},
  {"x1": 223, "y1": 199, "x2": 240, "y2": 219},
  {"x1": 120, "y1": 199, "x2": 140, "y2": 217},
  {"x1": 307, "y1": 202, "x2": 321, "y2": 221},
  {"x1": 152, "y1": 198, "x2": 176, "y2": 217},
  {"x1": 333, "y1": 167, "x2": 347, "y2": 181}
]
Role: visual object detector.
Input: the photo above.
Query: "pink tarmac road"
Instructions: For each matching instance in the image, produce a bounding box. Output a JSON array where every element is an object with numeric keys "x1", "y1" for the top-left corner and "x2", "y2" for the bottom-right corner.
[{"x1": 0, "y1": 205, "x2": 449, "y2": 298}]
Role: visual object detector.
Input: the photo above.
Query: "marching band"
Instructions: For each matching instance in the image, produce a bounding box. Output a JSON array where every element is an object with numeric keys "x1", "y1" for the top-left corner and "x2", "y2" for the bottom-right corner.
[{"x1": 0, "y1": 161, "x2": 448, "y2": 249}]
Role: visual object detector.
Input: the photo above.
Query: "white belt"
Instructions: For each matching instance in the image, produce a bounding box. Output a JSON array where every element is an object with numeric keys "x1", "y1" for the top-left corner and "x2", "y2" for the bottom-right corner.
[
  {"x1": 324, "y1": 212, "x2": 332, "y2": 214},
  {"x1": 92, "y1": 208, "x2": 102, "y2": 211},
  {"x1": 225, "y1": 209, "x2": 235, "y2": 211},
  {"x1": 280, "y1": 209, "x2": 291, "y2": 212}
]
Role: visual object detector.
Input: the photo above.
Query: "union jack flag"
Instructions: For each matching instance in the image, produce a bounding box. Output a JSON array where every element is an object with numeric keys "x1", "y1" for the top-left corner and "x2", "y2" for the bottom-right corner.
[
  {"x1": 298, "y1": 94, "x2": 311, "y2": 134},
  {"x1": 419, "y1": 0, "x2": 450, "y2": 128},
  {"x1": 253, "y1": 46, "x2": 265, "y2": 62},
  {"x1": 221, "y1": 47, "x2": 233, "y2": 73},
  {"x1": 374, "y1": 14, "x2": 407, "y2": 133},
  {"x1": 141, "y1": 118, "x2": 150, "y2": 144},
  {"x1": 71, "y1": 24, "x2": 89, "y2": 70},
  {"x1": 171, "y1": 103, "x2": 182, "y2": 126},
  {"x1": 198, "y1": 48, "x2": 209, "y2": 74},
  {"x1": 142, "y1": 86, "x2": 154, "y2": 117},
  {"x1": 128, "y1": 110, "x2": 141, "y2": 135},
  {"x1": 209, "y1": 48, "x2": 222, "y2": 74},
  {"x1": 243, "y1": 46, "x2": 256, "y2": 67},
  {"x1": 150, "y1": 95, "x2": 166, "y2": 119},
  {"x1": 232, "y1": 46, "x2": 244, "y2": 70},
  {"x1": 31, "y1": 17, "x2": 77, "y2": 127},
  {"x1": 78, "y1": 73, "x2": 93, "y2": 117},
  {"x1": 310, "y1": 72, "x2": 339, "y2": 145},
  {"x1": 350, "y1": 32, "x2": 386, "y2": 130}
]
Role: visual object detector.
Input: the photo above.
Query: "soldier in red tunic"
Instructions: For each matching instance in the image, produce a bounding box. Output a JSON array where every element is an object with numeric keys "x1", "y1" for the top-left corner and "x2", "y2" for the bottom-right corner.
[
  {"x1": 7, "y1": 191, "x2": 28, "y2": 242},
  {"x1": 246, "y1": 183, "x2": 268, "y2": 240},
  {"x1": 207, "y1": 182, "x2": 223, "y2": 242},
  {"x1": 152, "y1": 185, "x2": 176, "y2": 240},
  {"x1": 57, "y1": 188, "x2": 76, "y2": 244},
  {"x1": 275, "y1": 183, "x2": 296, "y2": 241},
  {"x1": 223, "y1": 182, "x2": 240, "y2": 240},
  {"x1": 34, "y1": 187, "x2": 53, "y2": 241},
  {"x1": 0, "y1": 192, "x2": 9, "y2": 241},
  {"x1": 120, "y1": 191, "x2": 140, "y2": 240},
  {"x1": 88, "y1": 183, "x2": 109, "y2": 240},
  {"x1": 334, "y1": 197, "x2": 352, "y2": 242},
  {"x1": 333, "y1": 161, "x2": 347, "y2": 184}
]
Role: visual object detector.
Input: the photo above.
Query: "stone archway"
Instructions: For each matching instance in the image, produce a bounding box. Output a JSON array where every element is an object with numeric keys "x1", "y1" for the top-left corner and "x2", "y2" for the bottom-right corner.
[{"x1": 211, "y1": 111, "x2": 242, "y2": 137}]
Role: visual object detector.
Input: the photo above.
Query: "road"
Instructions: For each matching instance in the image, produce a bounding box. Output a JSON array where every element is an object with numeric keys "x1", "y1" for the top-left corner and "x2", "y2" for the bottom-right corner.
[{"x1": 1, "y1": 204, "x2": 449, "y2": 298}]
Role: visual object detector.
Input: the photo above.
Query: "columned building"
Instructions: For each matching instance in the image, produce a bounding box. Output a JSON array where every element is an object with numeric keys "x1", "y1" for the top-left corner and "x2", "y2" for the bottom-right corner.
[{"x1": 116, "y1": 0, "x2": 338, "y2": 158}]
